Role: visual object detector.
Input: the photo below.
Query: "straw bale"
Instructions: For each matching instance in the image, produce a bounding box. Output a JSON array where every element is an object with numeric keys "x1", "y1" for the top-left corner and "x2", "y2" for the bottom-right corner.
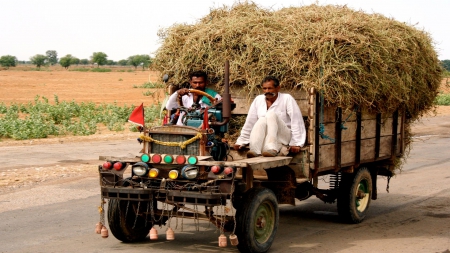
[{"x1": 155, "y1": 2, "x2": 442, "y2": 120}]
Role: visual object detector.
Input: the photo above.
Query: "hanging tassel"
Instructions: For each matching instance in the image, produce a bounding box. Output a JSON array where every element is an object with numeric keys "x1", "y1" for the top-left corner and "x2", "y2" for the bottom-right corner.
[
  {"x1": 229, "y1": 234, "x2": 239, "y2": 246},
  {"x1": 149, "y1": 227, "x2": 158, "y2": 240},
  {"x1": 95, "y1": 222, "x2": 103, "y2": 234},
  {"x1": 218, "y1": 234, "x2": 227, "y2": 247},
  {"x1": 101, "y1": 226, "x2": 109, "y2": 238},
  {"x1": 166, "y1": 227, "x2": 175, "y2": 240}
]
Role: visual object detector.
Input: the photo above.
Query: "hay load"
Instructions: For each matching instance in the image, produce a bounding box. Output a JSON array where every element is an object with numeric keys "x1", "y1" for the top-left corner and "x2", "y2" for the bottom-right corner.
[{"x1": 154, "y1": 2, "x2": 442, "y2": 120}]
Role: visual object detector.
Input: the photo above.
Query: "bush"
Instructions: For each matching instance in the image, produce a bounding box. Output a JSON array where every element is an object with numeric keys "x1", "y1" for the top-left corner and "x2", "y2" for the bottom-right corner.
[
  {"x1": 435, "y1": 93, "x2": 450, "y2": 106},
  {"x1": 91, "y1": 68, "x2": 111, "y2": 72}
]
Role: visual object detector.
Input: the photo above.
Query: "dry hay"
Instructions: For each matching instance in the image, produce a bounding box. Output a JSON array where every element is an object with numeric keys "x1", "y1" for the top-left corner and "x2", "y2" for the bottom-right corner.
[{"x1": 155, "y1": 2, "x2": 442, "y2": 120}]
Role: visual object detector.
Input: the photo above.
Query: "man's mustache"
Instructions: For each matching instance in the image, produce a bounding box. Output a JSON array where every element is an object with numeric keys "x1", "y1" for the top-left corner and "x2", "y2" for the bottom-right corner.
[{"x1": 264, "y1": 92, "x2": 276, "y2": 97}]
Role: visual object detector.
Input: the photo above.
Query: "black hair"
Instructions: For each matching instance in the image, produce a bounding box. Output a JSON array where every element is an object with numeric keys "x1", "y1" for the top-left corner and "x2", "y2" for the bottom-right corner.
[
  {"x1": 189, "y1": 70, "x2": 208, "y2": 81},
  {"x1": 261, "y1": 75, "x2": 280, "y2": 87}
]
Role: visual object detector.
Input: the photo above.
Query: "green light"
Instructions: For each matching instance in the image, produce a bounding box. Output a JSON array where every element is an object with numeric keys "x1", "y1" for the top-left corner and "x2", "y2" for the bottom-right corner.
[
  {"x1": 187, "y1": 156, "x2": 198, "y2": 165},
  {"x1": 141, "y1": 154, "x2": 150, "y2": 163},
  {"x1": 164, "y1": 155, "x2": 173, "y2": 164}
]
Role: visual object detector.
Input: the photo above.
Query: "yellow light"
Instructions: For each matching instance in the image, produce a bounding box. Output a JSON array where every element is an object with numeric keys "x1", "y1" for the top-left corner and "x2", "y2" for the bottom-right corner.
[
  {"x1": 149, "y1": 168, "x2": 159, "y2": 178},
  {"x1": 168, "y1": 170, "x2": 179, "y2": 180}
]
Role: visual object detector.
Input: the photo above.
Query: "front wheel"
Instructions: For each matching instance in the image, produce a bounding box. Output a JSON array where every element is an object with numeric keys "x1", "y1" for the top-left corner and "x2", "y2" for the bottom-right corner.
[
  {"x1": 107, "y1": 199, "x2": 152, "y2": 242},
  {"x1": 337, "y1": 167, "x2": 372, "y2": 223},
  {"x1": 235, "y1": 187, "x2": 279, "y2": 253}
]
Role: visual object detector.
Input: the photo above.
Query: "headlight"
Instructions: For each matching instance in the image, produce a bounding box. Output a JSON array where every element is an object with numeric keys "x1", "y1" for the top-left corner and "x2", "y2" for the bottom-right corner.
[
  {"x1": 132, "y1": 162, "x2": 149, "y2": 176},
  {"x1": 181, "y1": 165, "x2": 199, "y2": 179}
]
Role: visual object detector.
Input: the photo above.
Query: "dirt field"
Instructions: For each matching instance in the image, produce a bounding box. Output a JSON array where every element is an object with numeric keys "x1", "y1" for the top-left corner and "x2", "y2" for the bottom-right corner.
[{"x1": 0, "y1": 65, "x2": 163, "y2": 106}]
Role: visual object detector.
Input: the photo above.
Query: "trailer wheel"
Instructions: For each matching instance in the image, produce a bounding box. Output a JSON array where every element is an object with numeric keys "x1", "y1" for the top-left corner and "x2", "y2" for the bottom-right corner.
[
  {"x1": 235, "y1": 187, "x2": 279, "y2": 253},
  {"x1": 337, "y1": 167, "x2": 372, "y2": 223},
  {"x1": 107, "y1": 199, "x2": 152, "y2": 242}
]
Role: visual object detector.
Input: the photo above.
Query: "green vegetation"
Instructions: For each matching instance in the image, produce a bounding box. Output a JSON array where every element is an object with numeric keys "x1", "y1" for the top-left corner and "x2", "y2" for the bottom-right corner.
[
  {"x1": 70, "y1": 68, "x2": 90, "y2": 72},
  {"x1": 143, "y1": 90, "x2": 155, "y2": 96},
  {"x1": 435, "y1": 93, "x2": 450, "y2": 106},
  {"x1": 91, "y1": 68, "x2": 111, "y2": 72},
  {"x1": 133, "y1": 82, "x2": 164, "y2": 89},
  {"x1": 0, "y1": 95, "x2": 162, "y2": 140},
  {"x1": 30, "y1": 54, "x2": 48, "y2": 69},
  {"x1": 90, "y1": 52, "x2": 108, "y2": 67},
  {"x1": 46, "y1": 50, "x2": 58, "y2": 65},
  {"x1": 0, "y1": 55, "x2": 17, "y2": 69}
]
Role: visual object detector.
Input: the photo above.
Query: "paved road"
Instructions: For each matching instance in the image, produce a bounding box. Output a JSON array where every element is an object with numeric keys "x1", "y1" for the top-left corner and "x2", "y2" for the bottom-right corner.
[{"x1": 0, "y1": 116, "x2": 449, "y2": 252}]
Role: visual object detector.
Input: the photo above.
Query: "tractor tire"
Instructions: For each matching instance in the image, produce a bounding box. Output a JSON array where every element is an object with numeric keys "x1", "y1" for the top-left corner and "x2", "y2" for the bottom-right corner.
[
  {"x1": 337, "y1": 167, "x2": 372, "y2": 223},
  {"x1": 107, "y1": 199, "x2": 152, "y2": 242},
  {"x1": 235, "y1": 187, "x2": 279, "y2": 253}
]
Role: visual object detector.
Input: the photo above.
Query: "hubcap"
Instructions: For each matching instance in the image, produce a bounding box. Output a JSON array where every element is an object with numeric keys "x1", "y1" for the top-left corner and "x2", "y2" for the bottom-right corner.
[
  {"x1": 355, "y1": 180, "x2": 369, "y2": 212},
  {"x1": 254, "y1": 201, "x2": 275, "y2": 244}
]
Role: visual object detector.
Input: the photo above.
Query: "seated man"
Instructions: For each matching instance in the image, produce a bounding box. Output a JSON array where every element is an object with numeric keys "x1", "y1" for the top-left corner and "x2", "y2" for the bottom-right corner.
[
  {"x1": 165, "y1": 70, "x2": 222, "y2": 126},
  {"x1": 233, "y1": 76, "x2": 306, "y2": 157}
]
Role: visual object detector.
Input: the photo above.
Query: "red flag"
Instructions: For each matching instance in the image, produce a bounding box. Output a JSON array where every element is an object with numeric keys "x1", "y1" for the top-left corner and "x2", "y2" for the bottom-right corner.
[
  {"x1": 128, "y1": 103, "x2": 145, "y2": 127},
  {"x1": 202, "y1": 108, "x2": 209, "y2": 130}
]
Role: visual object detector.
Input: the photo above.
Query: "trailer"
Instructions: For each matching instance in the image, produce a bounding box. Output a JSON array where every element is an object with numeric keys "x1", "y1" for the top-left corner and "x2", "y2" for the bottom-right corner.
[{"x1": 97, "y1": 62, "x2": 403, "y2": 253}]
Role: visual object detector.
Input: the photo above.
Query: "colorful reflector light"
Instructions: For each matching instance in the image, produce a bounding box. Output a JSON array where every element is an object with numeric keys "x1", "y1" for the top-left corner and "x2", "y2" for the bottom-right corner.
[
  {"x1": 113, "y1": 162, "x2": 124, "y2": 171},
  {"x1": 102, "y1": 162, "x2": 112, "y2": 170},
  {"x1": 211, "y1": 165, "x2": 223, "y2": 174},
  {"x1": 163, "y1": 155, "x2": 174, "y2": 164},
  {"x1": 224, "y1": 166, "x2": 234, "y2": 176},
  {"x1": 149, "y1": 168, "x2": 159, "y2": 178},
  {"x1": 187, "y1": 156, "x2": 198, "y2": 165},
  {"x1": 152, "y1": 154, "x2": 162, "y2": 164},
  {"x1": 141, "y1": 154, "x2": 150, "y2": 163},
  {"x1": 175, "y1": 155, "x2": 186, "y2": 164},
  {"x1": 168, "y1": 170, "x2": 179, "y2": 179}
]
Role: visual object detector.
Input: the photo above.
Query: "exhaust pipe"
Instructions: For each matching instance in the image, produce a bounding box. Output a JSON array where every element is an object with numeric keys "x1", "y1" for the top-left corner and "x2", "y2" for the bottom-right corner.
[{"x1": 210, "y1": 60, "x2": 231, "y2": 126}]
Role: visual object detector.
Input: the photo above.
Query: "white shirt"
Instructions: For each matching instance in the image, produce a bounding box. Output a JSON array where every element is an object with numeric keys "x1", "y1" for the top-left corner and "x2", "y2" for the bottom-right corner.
[
  {"x1": 236, "y1": 93, "x2": 306, "y2": 147},
  {"x1": 165, "y1": 91, "x2": 222, "y2": 125}
]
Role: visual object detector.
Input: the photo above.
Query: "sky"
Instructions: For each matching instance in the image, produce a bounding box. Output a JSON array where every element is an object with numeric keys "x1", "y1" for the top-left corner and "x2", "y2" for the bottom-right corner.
[{"x1": 1, "y1": 0, "x2": 449, "y2": 61}]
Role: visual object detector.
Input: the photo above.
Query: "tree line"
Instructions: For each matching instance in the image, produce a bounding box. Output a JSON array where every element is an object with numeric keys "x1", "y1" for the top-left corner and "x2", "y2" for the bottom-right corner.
[{"x1": 0, "y1": 50, "x2": 153, "y2": 70}]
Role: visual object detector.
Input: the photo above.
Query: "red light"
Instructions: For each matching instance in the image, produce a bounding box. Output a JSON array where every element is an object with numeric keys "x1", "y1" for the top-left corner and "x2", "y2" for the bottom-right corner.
[
  {"x1": 152, "y1": 154, "x2": 162, "y2": 164},
  {"x1": 175, "y1": 155, "x2": 186, "y2": 164},
  {"x1": 224, "y1": 166, "x2": 234, "y2": 176},
  {"x1": 211, "y1": 165, "x2": 222, "y2": 174},
  {"x1": 113, "y1": 162, "x2": 123, "y2": 171},
  {"x1": 102, "y1": 162, "x2": 112, "y2": 170}
]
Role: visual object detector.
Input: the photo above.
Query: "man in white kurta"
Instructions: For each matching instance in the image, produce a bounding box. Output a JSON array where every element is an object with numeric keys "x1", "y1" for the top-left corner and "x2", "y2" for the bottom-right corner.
[
  {"x1": 234, "y1": 76, "x2": 306, "y2": 157},
  {"x1": 165, "y1": 71, "x2": 222, "y2": 126}
]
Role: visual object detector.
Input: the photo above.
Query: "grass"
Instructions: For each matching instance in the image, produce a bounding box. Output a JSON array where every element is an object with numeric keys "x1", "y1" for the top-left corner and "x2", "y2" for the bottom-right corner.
[
  {"x1": 133, "y1": 82, "x2": 164, "y2": 89},
  {"x1": 0, "y1": 95, "x2": 162, "y2": 140},
  {"x1": 435, "y1": 93, "x2": 450, "y2": 106},
  {"x1": 69, "y1": 68, "x2": 112, "y2": 72},
  {"x1": 143, "y1": 90, "x2": 155, "y2": 96}
]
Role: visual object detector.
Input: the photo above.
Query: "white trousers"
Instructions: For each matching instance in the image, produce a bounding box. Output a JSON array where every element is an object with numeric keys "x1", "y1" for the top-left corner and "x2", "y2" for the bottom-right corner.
[{"x1": 249, "y1": 111, "x2": 291, "y2": 154}]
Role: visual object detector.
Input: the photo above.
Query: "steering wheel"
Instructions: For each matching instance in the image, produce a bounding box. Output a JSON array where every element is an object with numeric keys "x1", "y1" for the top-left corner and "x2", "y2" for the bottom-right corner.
[{"x1": 177, "y1": 89, "x2": 216, "y2": 107}]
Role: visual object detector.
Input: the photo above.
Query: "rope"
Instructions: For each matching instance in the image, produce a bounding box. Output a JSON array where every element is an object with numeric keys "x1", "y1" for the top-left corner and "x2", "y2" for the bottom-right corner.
[{"x1": 139, "y1": 132, "x2": 202, "y2": 149}]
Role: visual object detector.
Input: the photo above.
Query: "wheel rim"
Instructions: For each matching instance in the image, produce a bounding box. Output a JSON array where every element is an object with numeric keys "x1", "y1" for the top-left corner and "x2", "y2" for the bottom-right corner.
[
  {"x1": 253, "y1": 200, "x2": 275, "y2": 244},
  {"x1": 355, "y1": 179, "x2": 369, "y2": 212}
]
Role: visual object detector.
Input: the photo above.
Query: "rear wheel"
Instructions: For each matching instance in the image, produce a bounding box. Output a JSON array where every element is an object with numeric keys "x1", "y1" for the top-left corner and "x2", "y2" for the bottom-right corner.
[
  {"x1": 235, "y1": 187, "x2": 279, "y2": 253},
  {"x1": 108, "y1": 199, "x2": 152, "y2": 242},
  {"x1": 337, "y1": 167, "x2": 372, "y2": 223}
]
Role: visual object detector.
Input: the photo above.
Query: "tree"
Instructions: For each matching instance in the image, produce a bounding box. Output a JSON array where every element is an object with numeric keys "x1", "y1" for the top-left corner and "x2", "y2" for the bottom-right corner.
[
  {"x1": 70, "y1": 57, "x2": 80, "y2": 66},
  {"x1": 59, "y1": 54, "x2": 73, "y2": 69},
  {"x1": 80, "y1": 59, "x2": 89, "y2": 65},
  {"x1": 106, "y1": 60, "x2": 116, "y2": 66},
  {"x1": 140, "y1": 54, "x2": 152, "y2": 70},
  {"x1": 0, "y1": 55, "x2": 17, "y2": 69},
  {"x1": 118, "y1": 59, "x2": 128, "y2": 66},
  {"x1": 441, "y1": 60, "x2": 450, "y2": 72},
  {"x1": 30, "y1": 54, "x2": 48, "y2": 69},
  {"x1": 127, "y1": 55, "x2": 141, "y2": 69},
  {"x1": 90, "y1": 52, "x2": 108, "y2": 67},
  {"x1": 46, "y1": 50, "x2": 58, "y2": 65}
]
